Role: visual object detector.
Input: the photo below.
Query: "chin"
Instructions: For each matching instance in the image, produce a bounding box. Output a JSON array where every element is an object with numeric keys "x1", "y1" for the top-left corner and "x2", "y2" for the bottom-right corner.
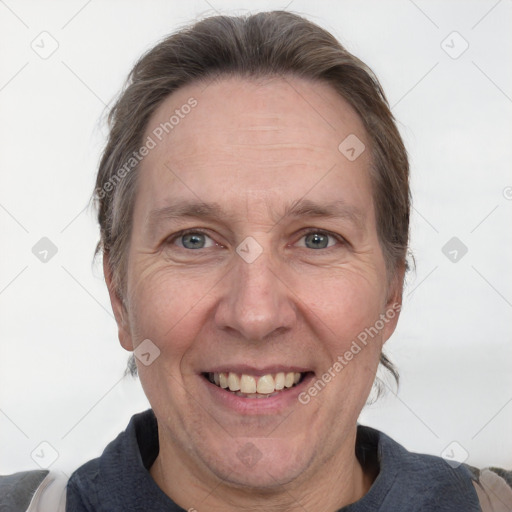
[{"x1": 199, "y1": 435, "x2": 314, "y2": 489}]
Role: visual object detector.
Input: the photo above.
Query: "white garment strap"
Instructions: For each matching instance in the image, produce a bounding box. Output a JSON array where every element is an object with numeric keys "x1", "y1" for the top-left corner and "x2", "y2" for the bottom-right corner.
[{"x1": 27, "y1": 471, "x2": 67, "y2": 512}]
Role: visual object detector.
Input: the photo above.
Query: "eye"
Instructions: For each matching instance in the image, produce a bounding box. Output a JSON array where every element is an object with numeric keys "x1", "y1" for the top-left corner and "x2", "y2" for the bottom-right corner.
[
  {"x1": 296, "y1": 230, "x2": 341, "y2": 250},
  {"x1": 171, "y1": 230, "x2": 218, "y2": 250}
]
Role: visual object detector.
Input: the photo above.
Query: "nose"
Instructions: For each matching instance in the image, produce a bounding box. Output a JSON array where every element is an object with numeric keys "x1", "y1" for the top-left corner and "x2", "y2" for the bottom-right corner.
[{"x1": 213, "y1": 246, "x2": 297, "y2": 342}]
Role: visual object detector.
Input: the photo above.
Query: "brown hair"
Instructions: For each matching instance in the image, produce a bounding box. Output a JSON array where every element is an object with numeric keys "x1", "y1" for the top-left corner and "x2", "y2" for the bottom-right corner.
[{"x1": 95, "y1": 11, "x2": 409, "y2": 386}]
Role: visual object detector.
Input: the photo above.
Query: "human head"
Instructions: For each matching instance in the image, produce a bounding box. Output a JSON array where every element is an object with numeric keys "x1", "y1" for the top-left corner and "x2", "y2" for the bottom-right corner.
[
  {"x1": 93, "y1": 11, "x2": 412, "y2": 503},
  {"x1": 94, "y1": 10, "x2": 410, "y2": 383}
]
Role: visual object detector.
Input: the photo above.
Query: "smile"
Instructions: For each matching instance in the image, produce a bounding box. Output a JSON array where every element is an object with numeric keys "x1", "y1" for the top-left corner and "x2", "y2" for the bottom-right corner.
[{"x1": 203, "y1": 371, "x2": 309, "y2": 398}]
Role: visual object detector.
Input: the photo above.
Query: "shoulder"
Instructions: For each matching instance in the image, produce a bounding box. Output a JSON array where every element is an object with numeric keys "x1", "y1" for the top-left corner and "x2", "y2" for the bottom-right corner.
[
  {"x1": 65, "y1": 457, "x2": 102, "y2": 510},
  {"x1": 66, "y1": 409, "x2": 158, "y2": 510},
  {"x1": 358, "y1": 425, "x2": 512, "y2": 510},
  {"x1": 360, "y1": 425, "x2": 474, "y2": 490},
  {"x1": 465, "y1": 464, "x2": 512, "y2": 512},
  {"x1": 0, "y1": 470, "x2": 67, "y2": 512}
]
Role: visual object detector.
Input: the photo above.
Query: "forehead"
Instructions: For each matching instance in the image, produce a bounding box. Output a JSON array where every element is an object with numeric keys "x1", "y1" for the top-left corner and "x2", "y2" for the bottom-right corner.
[{"x1": 136, "y1": 75, "x2": 373, "y2": 223}]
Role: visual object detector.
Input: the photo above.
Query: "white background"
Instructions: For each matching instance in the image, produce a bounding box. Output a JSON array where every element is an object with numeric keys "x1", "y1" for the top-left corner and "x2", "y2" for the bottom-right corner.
[{"x1": 1, "y1": 0, "x2": 511, "y2": 476}]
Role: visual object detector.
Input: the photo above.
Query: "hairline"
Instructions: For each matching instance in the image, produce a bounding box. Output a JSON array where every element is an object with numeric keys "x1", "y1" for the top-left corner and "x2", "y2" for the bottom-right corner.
[{"x1": 108, "y1": 72, "x2": 402, "y2": 295}]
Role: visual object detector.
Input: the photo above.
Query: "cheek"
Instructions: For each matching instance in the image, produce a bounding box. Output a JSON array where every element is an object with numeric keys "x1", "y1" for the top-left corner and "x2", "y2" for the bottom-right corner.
[
  {"x1": 126, "y1": 267, "x2": 215, "y2": 409},
  {"x1": 298, "y1": 271, "x2": 386, "y2": 367},
  {"x1": 303, "y1": 268, "x2": 385, "y2": 330},
  {"x1": 126, "y1": 262, "x2": 216, "y2": 356}
]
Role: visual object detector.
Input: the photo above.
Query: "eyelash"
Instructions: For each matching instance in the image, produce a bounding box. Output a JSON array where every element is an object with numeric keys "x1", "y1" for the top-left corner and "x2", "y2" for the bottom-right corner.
[{"x1": 167, "y1": 228, "x2": 346, "y2": 251}]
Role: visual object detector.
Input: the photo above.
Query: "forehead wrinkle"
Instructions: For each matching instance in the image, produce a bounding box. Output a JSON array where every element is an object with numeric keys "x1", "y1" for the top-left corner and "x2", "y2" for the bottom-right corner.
[
  {"x1": 266, "y1": 197, "x2": 367, "y2": 231},
  {"x1": 144, "y1": 200, "x2": 226, "y2": 239},
  {"x1": 229, "y1": 142, "x2": 326, "y2": 151},
  {"x1": 144, "y1": 196, "x2": 367, "y2": 239}
]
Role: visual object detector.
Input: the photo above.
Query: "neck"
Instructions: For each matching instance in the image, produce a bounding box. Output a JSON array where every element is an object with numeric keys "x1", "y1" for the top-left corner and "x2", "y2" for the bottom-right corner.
[{"x1": 150, "y1": 428, "x2": 375, "y2": 511}]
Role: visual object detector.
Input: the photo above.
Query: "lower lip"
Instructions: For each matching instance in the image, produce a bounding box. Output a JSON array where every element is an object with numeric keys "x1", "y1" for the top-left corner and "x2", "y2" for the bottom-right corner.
[{"x1": 200, "y1": 373, "x2": 315, "y2": 415}]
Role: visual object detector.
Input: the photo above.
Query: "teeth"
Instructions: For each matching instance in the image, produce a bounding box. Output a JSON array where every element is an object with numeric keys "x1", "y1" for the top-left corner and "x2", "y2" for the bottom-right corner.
[
  {"x1": 256, "y1": 374, "x2": 275, "y2": 394},
  {"x1": 210, "y1": 371, "x2": 303, "y2": 395},
  {"x1": 284, "y1": 372, "x2": 295, "y2": 388},
  {"x1": 240, "y1": 374, "x2": 257, "y2": 394},
  {"x1": 228, "y1": 373, "x2": 241, "y2": 391},
  {"x1": 219, "y1": 372, "x2": 229, "y2": 389}
]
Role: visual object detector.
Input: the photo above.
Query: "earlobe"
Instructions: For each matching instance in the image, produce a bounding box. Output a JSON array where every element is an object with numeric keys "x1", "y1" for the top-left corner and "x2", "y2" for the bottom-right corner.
[{"x1": 103, "y1": 254, "x2": 134, "y2": 352}]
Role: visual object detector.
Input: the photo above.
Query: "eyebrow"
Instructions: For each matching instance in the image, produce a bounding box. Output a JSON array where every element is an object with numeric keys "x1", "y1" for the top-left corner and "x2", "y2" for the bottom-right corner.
[
  {"x1": 146, "y1": 197, "x2": 365, "y2": 236},
  {"x1": 275, "y1": 198, "x2": 365, "y2": 228}
]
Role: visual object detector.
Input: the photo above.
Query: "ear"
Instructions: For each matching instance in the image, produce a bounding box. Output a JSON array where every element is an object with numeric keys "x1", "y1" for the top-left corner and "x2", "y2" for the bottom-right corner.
[
  {"x1": 103, "y1": 253, "x2": 134, "y2": 352},
  {"x1": 381, "y1": 262, "x2": 406, "y2": 344}
]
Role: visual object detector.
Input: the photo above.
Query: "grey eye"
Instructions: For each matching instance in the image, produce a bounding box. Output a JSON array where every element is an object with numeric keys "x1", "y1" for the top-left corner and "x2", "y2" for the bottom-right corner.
[
  {"x1": 304, "y1": 232, "x2": 330, "y2": 249},
  {"x1": 181, "y1": 233, "x2": 207, "y2": 249}
]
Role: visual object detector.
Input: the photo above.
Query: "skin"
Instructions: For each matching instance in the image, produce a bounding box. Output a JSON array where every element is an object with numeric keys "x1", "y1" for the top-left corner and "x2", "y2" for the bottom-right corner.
[{"x1": 105, "y1": 76, "x2": 404, "y2": 511}]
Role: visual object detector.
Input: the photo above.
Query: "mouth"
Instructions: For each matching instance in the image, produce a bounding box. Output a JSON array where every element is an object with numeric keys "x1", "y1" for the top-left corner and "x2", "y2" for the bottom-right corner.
[{"x1": 202, "y1": 370, "x2": 312, "y2": 399}]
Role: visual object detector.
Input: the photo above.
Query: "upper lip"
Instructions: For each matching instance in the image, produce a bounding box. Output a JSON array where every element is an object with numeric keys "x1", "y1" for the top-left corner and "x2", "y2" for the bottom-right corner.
[{"x1": 202, "y1": 365, "x2": 313, "y2": 376}]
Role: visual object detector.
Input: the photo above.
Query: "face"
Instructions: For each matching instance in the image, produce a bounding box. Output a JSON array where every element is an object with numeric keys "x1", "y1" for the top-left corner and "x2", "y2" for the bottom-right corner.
[{"x1": 108, "y1": 76, "x2": 402, "y2": 492}]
